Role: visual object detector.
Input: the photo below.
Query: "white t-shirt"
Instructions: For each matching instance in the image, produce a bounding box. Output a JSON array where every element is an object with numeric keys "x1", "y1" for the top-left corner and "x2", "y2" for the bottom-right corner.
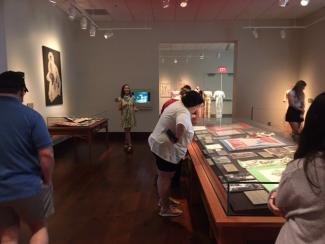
[
  {"x1": 148, "y1": 101, "x2": 194, "y2": 164},
  {"x1": 287, "y1": 90, "x2": 304, "y2": 108}
]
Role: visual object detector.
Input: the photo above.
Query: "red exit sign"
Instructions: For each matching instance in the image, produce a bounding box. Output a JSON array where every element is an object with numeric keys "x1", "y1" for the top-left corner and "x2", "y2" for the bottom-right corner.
[{"x1": 217, "y1": 66, "x2": 228, "y2": 74}]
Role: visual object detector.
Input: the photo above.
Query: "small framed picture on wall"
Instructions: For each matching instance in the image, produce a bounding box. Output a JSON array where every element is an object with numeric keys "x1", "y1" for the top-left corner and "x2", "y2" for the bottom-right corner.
[{"x1": 160, "y1": 83, "x2": 171, "y2": 98}]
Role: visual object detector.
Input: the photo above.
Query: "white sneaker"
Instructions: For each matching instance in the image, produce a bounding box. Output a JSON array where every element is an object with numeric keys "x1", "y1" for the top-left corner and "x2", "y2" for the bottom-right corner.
[
  {"x1": 158, "y1": 197, "x2": 181, "y2": 207},
  {"x1": 159, "y1": 206, "x2": 183, "y2": 217}
]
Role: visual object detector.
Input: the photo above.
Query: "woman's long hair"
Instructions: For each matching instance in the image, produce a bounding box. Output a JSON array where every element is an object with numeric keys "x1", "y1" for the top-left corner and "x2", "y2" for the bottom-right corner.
[
  {"x1": 294, "y1": 92, "x2": 325, "y2": 189},
  {"x1": 120, "y1": 84, "x2": 133, "y2": 98},
  {"x1": 292, "y1": 80, "x2": 306, "y2": 98}
]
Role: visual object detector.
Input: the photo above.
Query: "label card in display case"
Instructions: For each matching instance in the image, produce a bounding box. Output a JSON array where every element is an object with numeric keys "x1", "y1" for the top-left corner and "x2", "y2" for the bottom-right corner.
[{"x1": 244, "y1": 190, "x2": 269, "y2": 205}]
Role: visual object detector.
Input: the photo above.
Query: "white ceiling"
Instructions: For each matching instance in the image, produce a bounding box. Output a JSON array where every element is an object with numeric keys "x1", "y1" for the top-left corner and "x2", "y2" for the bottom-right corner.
[{"x1": 56, "y1": 0, "x2": 325, "y2": 23}]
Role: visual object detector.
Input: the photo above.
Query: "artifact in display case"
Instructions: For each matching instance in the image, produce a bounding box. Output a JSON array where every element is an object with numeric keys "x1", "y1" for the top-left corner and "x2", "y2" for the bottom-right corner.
[
  {"x1": 230, "y1": 151, "x2": 258, "y2": 160},
  {"x1": 264, "y1": 147, "x2": 291, "y2": 157},
  {"x1": 47, "y1": 112, "x2": 108, "y2": 128},
  {"x1": 193, "y1": 122, "x2": 295, "y2": 216},
  {"x1": 243, "y1": 190, "x2": 269, "y2": 205},
  {"x1": 54, "y1": 118, "x2": 99, "y2": 127},
  {"x1": 214, "y1": 129, "x2": 245, "y2": 137},
  {"x1": 220, "y1": 136, "x2": 287, "y2": 151}
]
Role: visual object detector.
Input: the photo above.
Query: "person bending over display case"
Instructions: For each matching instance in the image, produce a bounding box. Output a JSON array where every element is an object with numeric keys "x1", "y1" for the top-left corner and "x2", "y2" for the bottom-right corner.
[
  {"x1": 117, "y1": 84, "x2": 139, "y2": 153},
  {"x1": 160, "y1": 85, "x2": 192, "y2": 188},
  {"x1": 268, "y1": 92, "x2": 325, "y2": 244},
  {"x1": 285, "y1": 80, "x2": 306, "y2": 141},
  {"x1": 149, "y1": 91, "x2": 203, "y2": 217}
]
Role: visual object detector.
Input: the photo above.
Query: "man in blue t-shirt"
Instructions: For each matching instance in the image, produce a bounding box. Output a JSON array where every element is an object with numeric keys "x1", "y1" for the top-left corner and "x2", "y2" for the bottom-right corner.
[{"x1": 0, "y1": 71, "x2": 55, "y2": 244}]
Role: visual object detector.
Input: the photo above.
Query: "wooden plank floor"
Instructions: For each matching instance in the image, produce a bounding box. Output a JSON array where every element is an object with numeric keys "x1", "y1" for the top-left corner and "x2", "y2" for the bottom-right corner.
[{"x1": 20, "y1": 136, "x2": 213, "y2": 244}]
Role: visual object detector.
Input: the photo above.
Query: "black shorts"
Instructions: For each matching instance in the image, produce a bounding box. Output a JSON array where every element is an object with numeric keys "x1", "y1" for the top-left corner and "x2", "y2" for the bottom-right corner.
[
  {"x1": 285, "y1": 106, "x2": 304, "y2": 123},
  {"x1": 153, "y1": 153, "x2": 178, "y2": 172}
]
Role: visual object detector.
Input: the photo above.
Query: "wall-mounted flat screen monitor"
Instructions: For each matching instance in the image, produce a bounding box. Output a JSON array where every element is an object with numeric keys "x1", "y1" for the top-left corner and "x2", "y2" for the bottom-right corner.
[{"x1": 134, "y1": 89, "x2": 152, "y2": 109}]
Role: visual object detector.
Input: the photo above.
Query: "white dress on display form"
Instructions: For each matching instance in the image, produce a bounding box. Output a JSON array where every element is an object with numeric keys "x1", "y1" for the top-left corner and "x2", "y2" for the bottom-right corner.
[
  {"x1": 213, "y1": 90, "x2": 225, "y2": 118},
  {"x1": 203, "y1": 91, "x2": 213, "y2": 118}
]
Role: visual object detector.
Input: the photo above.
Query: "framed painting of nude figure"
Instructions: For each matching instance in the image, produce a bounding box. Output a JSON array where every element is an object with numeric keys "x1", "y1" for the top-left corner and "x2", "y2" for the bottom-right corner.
[{"x1": 42, "y1": 46, "x2": 63, "y2": 106}]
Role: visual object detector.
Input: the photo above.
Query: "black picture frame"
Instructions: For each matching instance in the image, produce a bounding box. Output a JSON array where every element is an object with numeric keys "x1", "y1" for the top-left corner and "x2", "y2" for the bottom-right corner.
[{"x1": 42, "y1": 46, "x2": 63, "y2": 106}]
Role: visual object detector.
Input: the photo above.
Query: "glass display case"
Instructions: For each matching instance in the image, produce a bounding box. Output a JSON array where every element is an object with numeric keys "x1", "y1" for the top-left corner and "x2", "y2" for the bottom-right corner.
[
  {"x1": 192, "y1": 120, "x2": 295, "y2": 216},
  {"x1": 46, "y1": 111, "x2": 109, "y2": 127}
]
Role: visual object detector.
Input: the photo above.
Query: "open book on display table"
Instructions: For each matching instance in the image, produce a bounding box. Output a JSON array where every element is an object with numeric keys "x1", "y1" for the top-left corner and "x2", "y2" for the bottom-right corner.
[{"x1": 65, "y1": 117, "x2": 92, "y2": 123}]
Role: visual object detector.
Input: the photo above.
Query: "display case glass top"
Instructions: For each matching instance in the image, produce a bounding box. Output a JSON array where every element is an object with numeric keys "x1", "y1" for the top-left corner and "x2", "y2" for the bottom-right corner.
[{"x1": 192, "y1": 119, "x2": 295, "y2": 216}]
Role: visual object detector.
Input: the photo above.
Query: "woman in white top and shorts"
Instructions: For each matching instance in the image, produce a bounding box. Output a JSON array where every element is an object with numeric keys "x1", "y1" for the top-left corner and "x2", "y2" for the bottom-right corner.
[
  {"x1": 148, "y1": 91, "x2": 203, "y2": 217},
  {"x1": 285, "y1": 80, "x2": 306, "y2": 139}
]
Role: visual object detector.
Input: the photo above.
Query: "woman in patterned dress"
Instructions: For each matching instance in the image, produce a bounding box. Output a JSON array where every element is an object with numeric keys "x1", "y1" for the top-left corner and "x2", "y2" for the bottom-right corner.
[{"x1": 118, "y1": 84, "x2": 138, "y2": 152}]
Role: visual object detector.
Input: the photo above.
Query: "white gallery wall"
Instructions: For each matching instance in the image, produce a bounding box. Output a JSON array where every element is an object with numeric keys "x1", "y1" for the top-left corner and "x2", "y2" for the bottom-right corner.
[
  {"x1": 74, "y1": 21, "x2": 301, "y2": 131},
  {"x1": 2, "y1": 1, "x2": 325, "y2": 132},
  {"x1": 1, "y1": 0, "x2": 79, "y2": 119},
  {"x1": 299, "y1": 12, "x2": 325, "y2": 98}
]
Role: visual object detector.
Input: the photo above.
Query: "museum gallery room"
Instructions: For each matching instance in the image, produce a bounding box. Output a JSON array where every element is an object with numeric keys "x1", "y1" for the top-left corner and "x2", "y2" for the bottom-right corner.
[{"x1": 1, "y1": 0, "x2": 325, "y2": 243}]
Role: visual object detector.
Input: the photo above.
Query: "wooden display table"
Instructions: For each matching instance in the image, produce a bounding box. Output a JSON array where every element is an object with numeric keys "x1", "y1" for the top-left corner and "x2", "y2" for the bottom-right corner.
[
  {"x1": 188, "y1": 142, "x2": 285, "y2": 244},
  {"x1": 48, "y1": 119, "x2": 108, "y2": 163}
]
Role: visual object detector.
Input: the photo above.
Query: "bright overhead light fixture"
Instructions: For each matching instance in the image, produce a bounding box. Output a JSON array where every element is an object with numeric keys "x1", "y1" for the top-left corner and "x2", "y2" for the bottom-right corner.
[
  {"x1": 173, "y1": 58, "x2": 178, "y2": 64},
  {"x1": 252, "y1": 29, "x2": 259, "y2": 39},
  {"x1": 180, "y1": 0, "x2": 188, "y2": 8},
  {"x1": 280, "y1": 29, "x2": 286, "y2": 39},
  {"x1": 80, "y1": 17, "x2": 88, "y2": 30},
  {"x1": 68, "y1": 7, "x2": 78, "y2": 20},
  {"x1": 162, "y1": 0, "x2": 170, "y2": 8},
  {"x1": 278, "y1": 0, "x2": 289, "y2": 7},
  {"x1": 104, "y1": 31, "x2": 114, "y2": 39},
  {"x1": 49, "y1": 0, "x2": 56, "y2": 5},
  {"x1": 300, "y1": 0, "x2": 309, "y2": 6},
  {"x1": 89, "y1": 25, "x2": 96, "y2": 37}
]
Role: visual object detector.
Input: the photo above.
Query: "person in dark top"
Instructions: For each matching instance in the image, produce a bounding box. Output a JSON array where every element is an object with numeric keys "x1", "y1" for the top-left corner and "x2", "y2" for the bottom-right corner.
[{"x1": 0, "y1": 71, "x2": 55, "y2": 244}]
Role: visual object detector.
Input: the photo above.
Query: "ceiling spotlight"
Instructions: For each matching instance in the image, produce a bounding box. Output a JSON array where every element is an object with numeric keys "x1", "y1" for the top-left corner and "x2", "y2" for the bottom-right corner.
[
  {"x1": 173, "y1": 58, "x2": 178, "y2": 64},
  {"x1": 278, "y1": 0, "x2": 289, "y2": 7},
  {"x1": 300, "y1": 0, "x2": 309, "y2": 6},
  {"x1": 49, "y1": 0, "x2": 56, "y2": 5},
  {"x1": 104, "y1": 31, "x2": 114, "y2": 39},
  {"x1": 280, "y1": 29, "x2": 286, "y2": 39},
  {"x1": 68, "y1": 7, "x2": 78, "y2": 20},
  {"x1": 80, "y1": 17, "x2": 88, "y2": 30},
  {"x1": 89, "y1": 25, "x2": 96, "y2": 37},
  {"x1": 252, "y1": 28, "x2": 259, "y2": 39},
  {"x1": 180, "y1": 0, "x2": 188, "y2": 8},
  {"x1": 162, "y1": 0, "x2": 170, "y2": 8}
]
